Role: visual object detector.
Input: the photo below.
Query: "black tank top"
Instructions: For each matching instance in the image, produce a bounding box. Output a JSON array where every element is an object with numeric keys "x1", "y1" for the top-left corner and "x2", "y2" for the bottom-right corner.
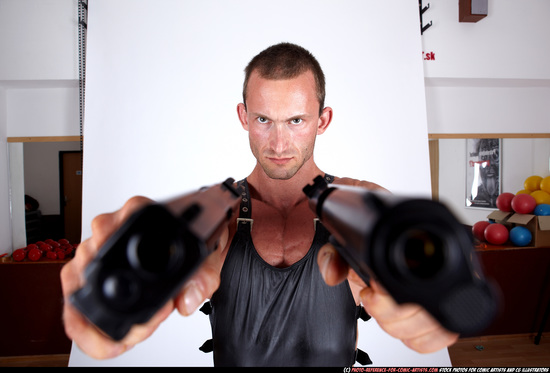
[{"x1": 206, "y1": 176, "x2": 363, "y2": 366}]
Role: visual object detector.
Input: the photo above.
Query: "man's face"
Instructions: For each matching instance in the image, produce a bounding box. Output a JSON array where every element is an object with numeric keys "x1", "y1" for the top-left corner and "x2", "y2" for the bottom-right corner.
[{"x1": 238, "y1": 70, "x2": 329, "y2": 180}]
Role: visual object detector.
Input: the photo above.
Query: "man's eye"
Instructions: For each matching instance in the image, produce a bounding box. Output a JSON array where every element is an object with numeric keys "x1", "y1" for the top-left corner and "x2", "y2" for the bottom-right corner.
[
  {"x1": 291, "y1": 118, "x2": 303, "y2": 125},
  {"x1": 257, "y1": 117, "x2": 268, "y2": 124}
]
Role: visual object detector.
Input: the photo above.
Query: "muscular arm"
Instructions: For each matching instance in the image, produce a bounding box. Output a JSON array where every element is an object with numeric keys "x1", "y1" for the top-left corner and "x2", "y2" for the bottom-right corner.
[{"x1": 332, "y1": 176, "x2": 389, "y2": 192}]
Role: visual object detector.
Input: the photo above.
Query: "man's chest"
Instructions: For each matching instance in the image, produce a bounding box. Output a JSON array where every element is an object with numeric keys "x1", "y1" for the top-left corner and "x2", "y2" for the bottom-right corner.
[{"x1": 249, "y1": 201, "x2": 317, "y2": 268}]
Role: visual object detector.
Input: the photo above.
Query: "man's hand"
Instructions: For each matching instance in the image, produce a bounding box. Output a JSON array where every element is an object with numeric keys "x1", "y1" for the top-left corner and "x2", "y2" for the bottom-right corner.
[
  {"x1": 317, "y1": 243, "x2": 459, "y2": 354},
  {"x1": 61, "y1": 196, "x2": 172, "y2": 359},
  {"x1": 60, "y1": 196, "x2": 225, "y2": 359}
]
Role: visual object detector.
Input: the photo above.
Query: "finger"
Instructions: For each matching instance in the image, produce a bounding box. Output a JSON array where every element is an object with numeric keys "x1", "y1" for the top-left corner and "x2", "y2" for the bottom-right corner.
[
  {"x1": 60, "y1": 238, "x2": 103, "y2": 300},
  {"x1": 360, "y1": 283, "x2": 422, "y2": 324},
  {"x1": 372, "y1": 301, "x2": 438, "y2": 341},
  {"x1": 175, "y1": 249, "x2": 223, "y2": 316},
  {"x1": 62, "y1": 301, "x2": 130, "y2": 360},
  {"x1": 347, "y1": 268, "x2": 368, "y2": 289},
  {"x1": 90, "y1": 196, "x2": 154, "y2": 249},
  {"x1": 368, "y1": 278, "x2": 390, "y2": 296},
  {"x1": 317, "y1": 243, "x2": 349, "y2": 286},
  {"x1": 118, "y1": 299, "x2": 175, "y2": 347},
  {"x1": 360, "y1": 283, "x2": 459, "y2": 353},
  {"x1": 60, "y1": 253, "x2": 85, "y2": 297},
  {"x1": 402, "y1": 328, "x2": 459, "y2": 354}
]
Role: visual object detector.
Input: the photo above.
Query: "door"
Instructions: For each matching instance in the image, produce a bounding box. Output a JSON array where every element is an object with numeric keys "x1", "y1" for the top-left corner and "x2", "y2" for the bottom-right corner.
[{"x1": 60, "y1": 151, "x2": 83, "y2": 244}]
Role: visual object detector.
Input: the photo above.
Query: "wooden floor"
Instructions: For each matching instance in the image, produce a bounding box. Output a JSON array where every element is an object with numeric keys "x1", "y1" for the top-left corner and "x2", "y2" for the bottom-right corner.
[
  {"x1": 0, "y1": 354, "x2": 70, "y2": 367},
  {"x1": 448, "y1": 334, "x2": 550, "y2": 367},
  {"x1": 0, "y1": 334, "x2": 548, "y2": 367}
]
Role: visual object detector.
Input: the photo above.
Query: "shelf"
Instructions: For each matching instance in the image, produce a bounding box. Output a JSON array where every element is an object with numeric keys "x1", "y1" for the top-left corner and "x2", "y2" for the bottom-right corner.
[{"x1": 7, "y1": 136, "x2": 81, "y2": 143}]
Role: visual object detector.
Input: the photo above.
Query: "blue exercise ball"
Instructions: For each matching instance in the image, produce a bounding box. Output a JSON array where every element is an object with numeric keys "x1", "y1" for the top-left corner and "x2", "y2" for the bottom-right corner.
[
  {"x1": 534, "y1": 204, "x2": 550, "y2": 216},
  {"x1": 509, "y1": 226, "x2": 532, "y2": 247}
]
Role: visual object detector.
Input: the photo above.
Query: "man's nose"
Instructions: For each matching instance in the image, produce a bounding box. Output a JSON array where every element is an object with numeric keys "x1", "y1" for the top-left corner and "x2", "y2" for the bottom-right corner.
[{"x1": 269, "y1": 123, "x2": 290, "y2": 154}]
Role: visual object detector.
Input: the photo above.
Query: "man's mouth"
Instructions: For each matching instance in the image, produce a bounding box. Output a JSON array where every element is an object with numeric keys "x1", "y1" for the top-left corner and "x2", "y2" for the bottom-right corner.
[{"x1": 268, "y1": 157, "x2": 292, "y2": 165}]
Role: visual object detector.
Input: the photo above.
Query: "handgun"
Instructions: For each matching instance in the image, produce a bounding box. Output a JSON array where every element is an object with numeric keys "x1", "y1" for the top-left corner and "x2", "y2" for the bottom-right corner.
[
  {"x1": 70, "y1": 178, "x2": 241, "y2": 341},
  {"x1": 303, "y1": 175, "x2": 498, "y2": 336}
]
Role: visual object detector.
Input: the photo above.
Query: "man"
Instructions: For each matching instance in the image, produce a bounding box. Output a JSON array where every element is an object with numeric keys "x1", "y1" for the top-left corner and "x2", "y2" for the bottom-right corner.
[{"x1": 61, "y1": 43, "x2": 458, "y2": 366}]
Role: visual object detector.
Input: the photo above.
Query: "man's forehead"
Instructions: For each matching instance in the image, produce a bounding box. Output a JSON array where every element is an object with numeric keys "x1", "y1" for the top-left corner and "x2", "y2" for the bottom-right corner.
[
  {"x1": 244, "y1": 70, "x2": 320, "y2": 115},
  {"x1": 248, "y1": 69, "x2": 316, "y2": 86}
]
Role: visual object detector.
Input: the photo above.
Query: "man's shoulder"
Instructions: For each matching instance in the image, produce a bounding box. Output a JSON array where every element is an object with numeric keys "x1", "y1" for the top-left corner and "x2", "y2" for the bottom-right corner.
[{"x1": 331, "y1": 176, "x2": 389, "y2": 192}]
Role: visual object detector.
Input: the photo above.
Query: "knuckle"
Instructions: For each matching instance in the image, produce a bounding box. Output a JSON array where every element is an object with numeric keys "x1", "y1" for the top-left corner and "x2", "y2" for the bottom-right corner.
[
  {"x1": 91, "y1": 213, "x2": 111, "y2": 235},
  {"x1": 118, "y1": 196, "x2": 153, "y2": 223},
  {"x1": 199, "y1": 262, "x2": 221, "y2": 294},
  {"x1": 123, "y1": 196, "x2": 153, "y2": 212}
]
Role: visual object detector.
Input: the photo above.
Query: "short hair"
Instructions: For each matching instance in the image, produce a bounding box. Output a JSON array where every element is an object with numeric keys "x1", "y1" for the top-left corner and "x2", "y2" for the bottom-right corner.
[{"x1": 242, "y1": 42, "x2": 326, "y2": 115}]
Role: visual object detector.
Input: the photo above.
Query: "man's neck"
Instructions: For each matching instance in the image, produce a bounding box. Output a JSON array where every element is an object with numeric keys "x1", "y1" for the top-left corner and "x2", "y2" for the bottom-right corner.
[{"x1": 247, "y1": 162, "x2": 323, "y2": 214}]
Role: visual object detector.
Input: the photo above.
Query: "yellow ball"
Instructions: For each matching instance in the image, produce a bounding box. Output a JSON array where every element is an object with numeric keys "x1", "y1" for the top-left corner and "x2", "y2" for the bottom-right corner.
[
  {"x1": 524, "y1": 175, "x2": 543, "y2": 192},
  {"x1": 516, "y1": 189, "x2": 531, "y2": 195},
  {"x1": 540, "y1": 176, "x2": 550, "y2": 194},
  {"x1": 531, "y1": 190, "x2": 550, "y2": 205}
]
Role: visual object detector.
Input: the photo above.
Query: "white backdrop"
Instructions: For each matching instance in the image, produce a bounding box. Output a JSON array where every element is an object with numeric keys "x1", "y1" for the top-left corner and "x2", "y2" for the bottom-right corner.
[{"x1": 70, "y1": 0, "x2": 450, "y2": 367}]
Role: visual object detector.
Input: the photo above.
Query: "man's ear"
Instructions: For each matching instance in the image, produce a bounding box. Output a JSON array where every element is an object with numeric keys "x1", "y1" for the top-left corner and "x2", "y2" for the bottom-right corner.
[
  {"x1": 317, "y1": 106, "x2": 333, "y2": 135},
  {"x1": 237, "y1": 103, "x2": 249, "y2": 131}
]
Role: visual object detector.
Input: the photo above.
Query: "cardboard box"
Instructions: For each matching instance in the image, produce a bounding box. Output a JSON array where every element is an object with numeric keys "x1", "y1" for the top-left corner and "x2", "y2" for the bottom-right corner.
[
  {"x1": 487, "y1": 210, "x2": 512, "y2": 226},
  {"x1": 487, "y1": 210, "x2": 550, "y2": 247},
  {"x1": 506, "y1": 214, "x2": 550, "y2": 248}
]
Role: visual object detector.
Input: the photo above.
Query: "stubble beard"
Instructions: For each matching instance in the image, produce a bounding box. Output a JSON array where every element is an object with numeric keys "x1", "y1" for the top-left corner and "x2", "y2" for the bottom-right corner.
[{"x1": 258, "y1": 147, "x2": 313, "y2": 181}]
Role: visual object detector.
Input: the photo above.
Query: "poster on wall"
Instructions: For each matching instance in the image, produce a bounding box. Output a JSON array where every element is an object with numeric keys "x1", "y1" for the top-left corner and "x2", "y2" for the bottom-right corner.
[{"x1": 466, "y1": 138, "x2": 502, "y2": 208}]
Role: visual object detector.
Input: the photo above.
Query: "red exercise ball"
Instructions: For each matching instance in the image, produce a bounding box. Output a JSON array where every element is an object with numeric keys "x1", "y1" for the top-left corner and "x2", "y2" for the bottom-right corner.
[
  {"x1": 12, "y1": 248, "x2": 27, "y2": 262},
  {"x1": 472, "y1": 221, "x2": 491, "y2": 241},
  {"x1": 511, "y1": 193, "x2": 537, "y2": 214},
  {"x1": 484, "y1": 223, "x2": 509, "y2": 245},
  {"x1": 27, "y1": 247, "x2": 42, "y2": 261},
  {"x1": 496, "y1": 193, "x2": 515, "y2": 212}
]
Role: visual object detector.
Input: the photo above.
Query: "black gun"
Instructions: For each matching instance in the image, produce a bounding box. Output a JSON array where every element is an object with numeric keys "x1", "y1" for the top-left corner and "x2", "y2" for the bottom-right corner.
[
  {"x1": 303, "y1": 175, "x2": 498, "y2": 336},
  {"x1": 70, "y1": 178, "x2": 241, "y2": 341}
]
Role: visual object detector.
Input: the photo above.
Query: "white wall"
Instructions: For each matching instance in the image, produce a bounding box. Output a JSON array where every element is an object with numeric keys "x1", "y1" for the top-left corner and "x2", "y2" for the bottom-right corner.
[
  {"x1": 426, "y1": 83, "x2": 550, "y2": 134},
  {"x1": 0, "y1": 0, "x2": 78, "y2": 81},
  {"x1": 6, "y1": 85, "x2": 80, "y2": 137}
]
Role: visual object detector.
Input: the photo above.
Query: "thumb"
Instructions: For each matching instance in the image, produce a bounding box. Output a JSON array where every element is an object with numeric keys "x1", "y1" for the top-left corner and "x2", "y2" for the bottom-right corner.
[
  {"x1": 318, "y1": 243, "x2": 349, "y2": 286},
  {"x1": 175, "y1": 250, "x2": 222, "y2": 316}
]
